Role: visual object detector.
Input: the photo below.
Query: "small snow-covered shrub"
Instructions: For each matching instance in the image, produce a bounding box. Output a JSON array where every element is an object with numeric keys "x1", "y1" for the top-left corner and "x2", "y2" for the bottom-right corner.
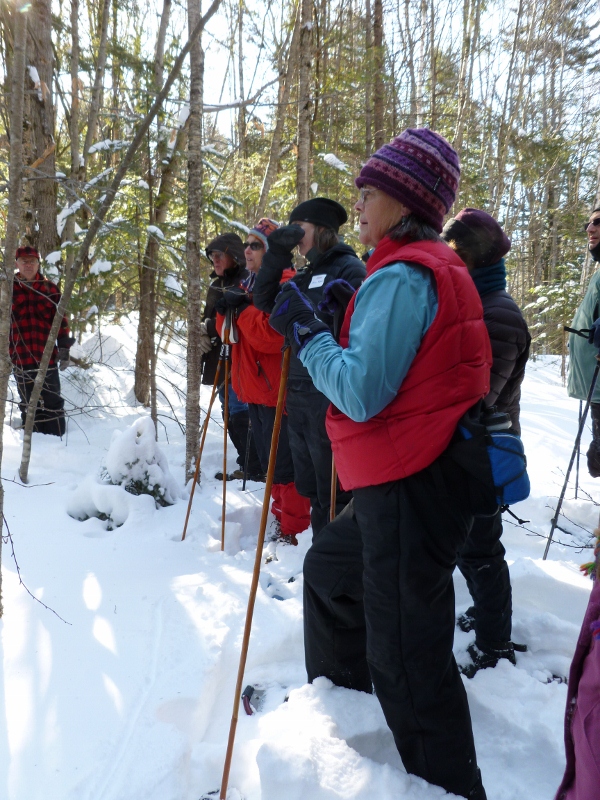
[{"x1": 103, "y1": 416, "x2": 180, "y2": 506}]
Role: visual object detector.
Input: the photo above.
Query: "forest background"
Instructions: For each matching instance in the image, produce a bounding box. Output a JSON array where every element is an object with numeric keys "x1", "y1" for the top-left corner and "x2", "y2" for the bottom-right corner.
[{"x1": 0, "y1": 0, "x2": 599, "y2": 496}]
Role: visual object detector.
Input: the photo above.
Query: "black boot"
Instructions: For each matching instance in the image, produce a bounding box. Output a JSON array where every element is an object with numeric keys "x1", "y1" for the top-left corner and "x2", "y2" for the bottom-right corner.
[
  {"x1": 460, "y1": 639, "x2": 516, "y2": 679},
  {"x1": 456, "y1": 606, "x2": 476, "y2": 633}
]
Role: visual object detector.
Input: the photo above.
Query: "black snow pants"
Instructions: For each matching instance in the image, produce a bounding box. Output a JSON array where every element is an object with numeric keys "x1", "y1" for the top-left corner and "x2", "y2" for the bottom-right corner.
[
  {"x1": 456, "y1": 510, "x2": 512, "y2": 646},
  {"x1": 248, "y1": 403, "x2": 294, "y2": 483},
  {"x1": 15, "y1": 366, "x2": 66, "y2": 436},
  {"x1": 303, "y1": 453, "x2": 486, "y2": 799},
  {"x1": 285, "y1": 381, "x2": 351, "y2": 535}
]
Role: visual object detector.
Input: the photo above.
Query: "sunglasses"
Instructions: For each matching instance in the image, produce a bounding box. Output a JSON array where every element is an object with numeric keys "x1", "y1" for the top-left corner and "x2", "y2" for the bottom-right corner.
[
  {"x1": 585, "y1": 218, "x2": 600, "y2": 232},
  {"x1": 243, "y1": 241, "x2": 264, "y2": 250}
]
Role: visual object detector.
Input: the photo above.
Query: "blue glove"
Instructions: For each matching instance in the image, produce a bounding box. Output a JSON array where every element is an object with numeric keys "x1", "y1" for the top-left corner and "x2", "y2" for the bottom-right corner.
[
  {"x1": 588, "y1": 319, "x2": 600, "y2": 349},
  {"x1": 269, "y1": 282, "x2": 330, "y2": 356}
]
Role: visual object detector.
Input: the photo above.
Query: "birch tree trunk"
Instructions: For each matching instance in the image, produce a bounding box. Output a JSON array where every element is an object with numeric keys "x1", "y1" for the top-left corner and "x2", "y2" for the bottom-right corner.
[
  {"x1": 184, "y1": 0, "x2": 205, "y2": 482},
  {"x1": 17, "y1": 0, "x2": 223, "y2": 484},
  {"x1": 296, "y1": 0, "x2": 313, "y2": 204},
  {"x1": 0, "y1": 0, "x2": 28, "y2": 616}
]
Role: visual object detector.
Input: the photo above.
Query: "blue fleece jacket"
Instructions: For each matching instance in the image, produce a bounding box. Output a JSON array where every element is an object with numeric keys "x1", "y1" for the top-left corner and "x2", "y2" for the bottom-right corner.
[{"x1": 299, "y1": 261, "x2": 438, "y2": 422}]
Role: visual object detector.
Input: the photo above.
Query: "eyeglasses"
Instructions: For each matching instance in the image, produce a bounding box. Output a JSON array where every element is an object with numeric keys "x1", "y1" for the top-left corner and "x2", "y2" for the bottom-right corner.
[
  {"x1": 243, "y1": 241, "x2": 264, "y2": 250},
  {"x1": 358, "y1": 187, "x2": 378, "y2": 204},
  {"x1": 208, "y1": 250, "x2": 225, "y2": 263},
  {"x1": 585, "y1": 218, "x2": 600, "y2": 232}
]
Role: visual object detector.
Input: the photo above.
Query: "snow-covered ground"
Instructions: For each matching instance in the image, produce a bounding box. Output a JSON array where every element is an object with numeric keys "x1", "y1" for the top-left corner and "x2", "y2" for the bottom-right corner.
[{"x1": 0, "y1": 322, "x2": 595, "y2": 800}]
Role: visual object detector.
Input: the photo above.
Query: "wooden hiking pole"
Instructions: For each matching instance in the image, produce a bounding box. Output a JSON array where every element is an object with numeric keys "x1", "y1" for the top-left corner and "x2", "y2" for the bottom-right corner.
[
  {"x1": 181, "y1": 358, "x2": 223, "y2": 542},
  {"x1": 330, "y1": 456, "x2": 338, "y2": 522},
  {"x1": 218, "y1": 347, "x2": 291, "y2": 800},
  {"x1": 221, "y1": 322, "x2": 232, "y2": 552}
]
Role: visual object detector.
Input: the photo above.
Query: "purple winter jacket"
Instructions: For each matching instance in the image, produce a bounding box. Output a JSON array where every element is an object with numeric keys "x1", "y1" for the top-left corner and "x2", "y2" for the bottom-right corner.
[{"x1": 555, "y1": 578, "x2": 600, "y2": 799}]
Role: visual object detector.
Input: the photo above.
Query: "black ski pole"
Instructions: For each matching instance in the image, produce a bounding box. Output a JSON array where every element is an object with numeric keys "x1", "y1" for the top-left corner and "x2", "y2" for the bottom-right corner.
[
  {"x1": 544, "y1": 358, "x2": 600, "y2": 560},
  {"x1": 575, "y1": 400, "x2": 582, "y2": 499},
  {"x1": 241, "y1": 418, "x2": 252, "y2": 491}
]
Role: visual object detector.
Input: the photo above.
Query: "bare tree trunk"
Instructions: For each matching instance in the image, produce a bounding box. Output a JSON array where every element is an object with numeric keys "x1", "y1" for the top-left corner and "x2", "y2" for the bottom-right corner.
[
  {"x1": 0, "y1": 0, "x2": 28, "y2": 617},
  {"x1": 134, "y1": 0, "x2": 172, "y2": 406},
  {"x1": 82, "y1": 0, "x2": 111, "y2": 173},
  {"x1": 62, "y1": 0, "x2": 80, "y2": 276},
  {"x1": 18, "y1": 0, "x2": 223, "y2": 484},
  {"x1": 429, "y1": 0, "x2": 436, "y2": 128},
  {"x1": 185, "y1": 0, "x2": 205, "y2": 482},
  {"x1": 373, "y1": 0, "x2": 384, "y2": 148},
  {"x1": 364, "y1": 0, "x2": 373, "y2": 157},
  {"x1": 237, "y1": 0, "x2": 246, "y2": 158},
  {"x1": 256, "y1": 8, "x2": 300, "y2": 218},
  {"x1": 21, "y1": 0, "x2": 58, "y2": 256},
  {"x1": 296, "y1": 0, "x2": 313, "y2": 204}
]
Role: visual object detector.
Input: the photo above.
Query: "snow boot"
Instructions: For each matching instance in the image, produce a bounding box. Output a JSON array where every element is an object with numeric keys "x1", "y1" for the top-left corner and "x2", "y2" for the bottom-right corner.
[
  {"x1": 214, "y1": 468, "x2": 266, "y2": 482},
  {"x1": 460, "y1": 639, "x2": 516, "y2": 679},
  {"x1": 456, "y1": 606, "x2": 476, "y2": 633},
  {"x1": 267, "y1": 520, "x2": 298, "y2": 546}
]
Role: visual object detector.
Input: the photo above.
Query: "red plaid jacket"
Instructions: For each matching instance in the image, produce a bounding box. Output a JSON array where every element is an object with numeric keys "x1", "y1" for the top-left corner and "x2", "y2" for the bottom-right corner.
[{"x1": 10, "y1": 272, "x2": 71, "y2": 370}]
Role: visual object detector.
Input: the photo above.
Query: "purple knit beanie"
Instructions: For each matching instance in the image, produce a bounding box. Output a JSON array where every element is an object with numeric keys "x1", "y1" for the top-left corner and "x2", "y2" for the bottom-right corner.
[
  {"x1": 355, "y1": 128, "x2": 460, "y2": 232},
  {"x1": 442, "y1": 208, "x2": 511, "y2": 268}
]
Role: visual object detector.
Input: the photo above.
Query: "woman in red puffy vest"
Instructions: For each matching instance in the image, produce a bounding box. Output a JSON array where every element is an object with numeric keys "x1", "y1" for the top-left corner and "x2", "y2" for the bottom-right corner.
[{"x1": 269, "y1": 129, "x2": 492, "y2": 799}]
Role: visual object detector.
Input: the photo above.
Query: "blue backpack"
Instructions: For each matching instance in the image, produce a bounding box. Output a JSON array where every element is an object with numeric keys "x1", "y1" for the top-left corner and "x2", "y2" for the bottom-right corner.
[{"x1": 449, "y1": 404, "x2": 530, "y2": 518}]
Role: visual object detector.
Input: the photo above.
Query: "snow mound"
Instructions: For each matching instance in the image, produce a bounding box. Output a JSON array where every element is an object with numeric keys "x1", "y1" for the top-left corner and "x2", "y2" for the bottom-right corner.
[
  {"x1": 67, "y1": 417, "x2": 181, "y2": 528},
  {"x1": 104, "y1": 416, "x2": 182, "y2": 506},
  {"x1": 81, "y1": 331, "x2": 132, "y2": 368}
]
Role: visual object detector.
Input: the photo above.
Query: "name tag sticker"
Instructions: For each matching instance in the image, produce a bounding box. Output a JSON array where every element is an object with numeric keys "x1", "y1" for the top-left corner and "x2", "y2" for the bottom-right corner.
[{"x1": 309, "y1": 274, "x2": 327, "y2": 289}]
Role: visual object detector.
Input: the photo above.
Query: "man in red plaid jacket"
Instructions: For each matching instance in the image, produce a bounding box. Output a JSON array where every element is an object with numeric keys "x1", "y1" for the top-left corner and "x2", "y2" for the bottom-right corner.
[{"x1": 10, "y1": 246, "x2": 74, "y2": 436}]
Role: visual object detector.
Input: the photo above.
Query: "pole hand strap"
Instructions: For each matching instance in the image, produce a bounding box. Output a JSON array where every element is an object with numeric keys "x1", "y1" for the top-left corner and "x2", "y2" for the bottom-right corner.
[{"x1": 564, "y1": 325, "x2": 591, "y2": 339}]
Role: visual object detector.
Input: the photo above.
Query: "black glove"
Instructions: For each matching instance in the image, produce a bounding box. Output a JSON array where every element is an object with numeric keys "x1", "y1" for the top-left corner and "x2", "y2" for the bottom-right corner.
[
  {"x1": 318, "y1": 279, "x2": 356, "y2": 315},
  {"x1": 267, "y1": 225, "x2": 305, "y2": 257},
  {"x1": 57, "y1": 347, "x2": 70, "y2": 370},
  {"x1": 269, "y1": 282, "x2": 330, "y2": 356},
  {"x1": 588, "y1": 319, "x2": 600, "y2": 349},
  {"x1": 214, "y1": 286, "x2": 251, "y2": 316}
]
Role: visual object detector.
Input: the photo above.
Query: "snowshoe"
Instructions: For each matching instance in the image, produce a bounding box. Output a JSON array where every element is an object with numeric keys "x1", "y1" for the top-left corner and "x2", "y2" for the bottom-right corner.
[
  {"x1": 456, "y1": 606, "x2": 476, "y2": 633},
  {"x1": 459, "y1": 640, "x2": 516, "y2": 679}
]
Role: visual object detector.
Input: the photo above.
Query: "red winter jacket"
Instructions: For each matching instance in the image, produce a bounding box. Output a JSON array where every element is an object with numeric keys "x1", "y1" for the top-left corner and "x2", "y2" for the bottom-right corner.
[
  {"x1": 10, "y1": 272, "x2": 71, "y2": 370},
  {"x1": 216, "y1": 269, "x2": 294, "y2": 406},
  {"x1": 326, "y1": 236, "x2": 492, "y2": 490}
]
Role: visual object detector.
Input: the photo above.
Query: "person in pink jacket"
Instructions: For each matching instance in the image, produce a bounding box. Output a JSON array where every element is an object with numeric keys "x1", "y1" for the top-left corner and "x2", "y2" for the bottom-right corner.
[{"x1": 555, "y1": 537, "x2": 600, "y2": 799}]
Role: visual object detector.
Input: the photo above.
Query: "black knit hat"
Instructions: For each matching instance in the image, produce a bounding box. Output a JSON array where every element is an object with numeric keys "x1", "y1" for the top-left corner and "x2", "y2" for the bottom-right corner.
[
  {"x1": 442, "y1": 208, "x2": 511, "y2": 269},
  {"x1": 289, "y1": 198, "x2": 348, "y2": 232},
  {"x1": 205, "y1": 232, "x2": 245, "y2": 267}
]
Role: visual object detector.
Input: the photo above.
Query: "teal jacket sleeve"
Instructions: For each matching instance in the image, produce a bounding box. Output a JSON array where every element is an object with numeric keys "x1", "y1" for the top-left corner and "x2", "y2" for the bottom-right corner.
[{"x1": 299, "y1": 262, "x2": 438, "y2": 422}]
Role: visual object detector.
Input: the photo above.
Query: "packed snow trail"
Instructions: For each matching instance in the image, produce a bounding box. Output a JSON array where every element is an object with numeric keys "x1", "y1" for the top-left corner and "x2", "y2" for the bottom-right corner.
[{"x1": 0, "y1": 325, "x2": 595, "y2": 799}]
